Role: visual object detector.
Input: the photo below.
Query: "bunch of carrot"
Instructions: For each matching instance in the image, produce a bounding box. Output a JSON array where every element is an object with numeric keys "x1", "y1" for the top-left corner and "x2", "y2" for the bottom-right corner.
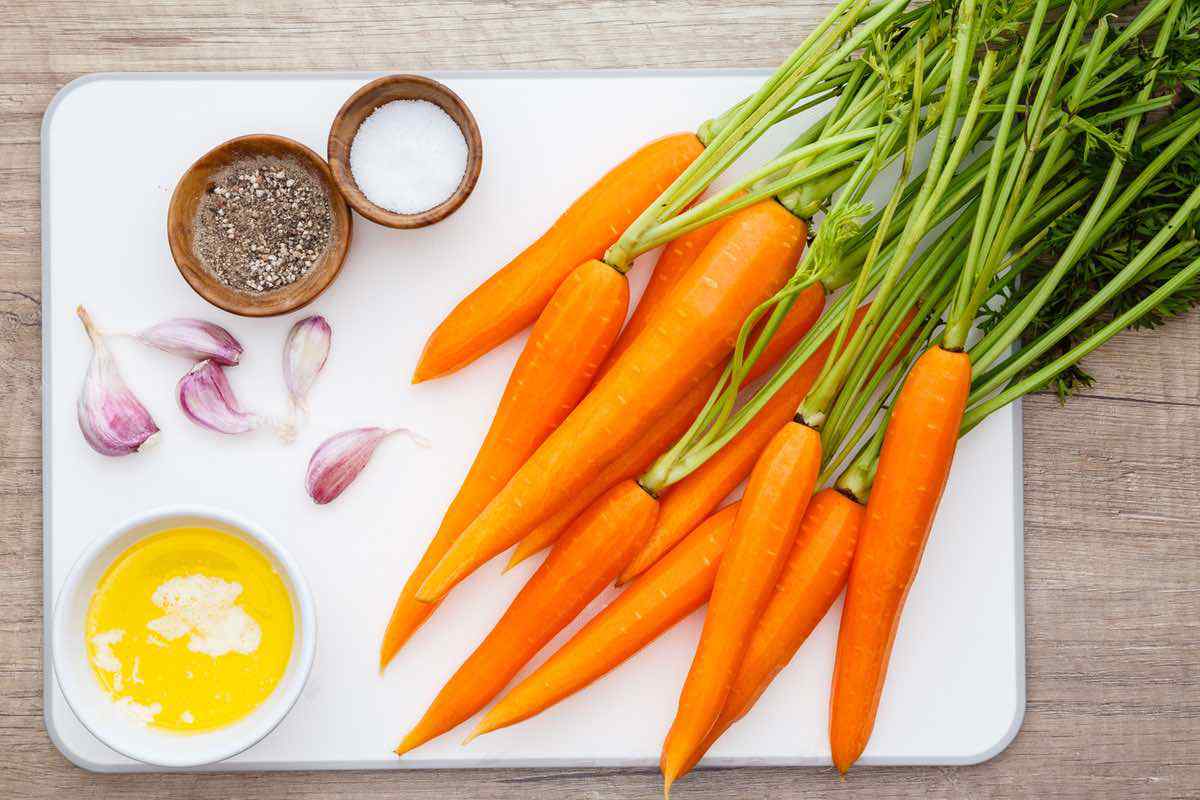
[
  {"x1": 382, "y1": 0, "x2": 905, "y2": 667},
  {"x1": 378, "y1": 0, "x2": 1200, "y2": 791}
]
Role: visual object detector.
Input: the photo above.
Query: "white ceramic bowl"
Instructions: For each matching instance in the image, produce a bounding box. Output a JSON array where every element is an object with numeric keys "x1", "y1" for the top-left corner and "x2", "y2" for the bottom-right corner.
[{"x1": 51, "y1": 506, "x2": 317, "y2": 768}]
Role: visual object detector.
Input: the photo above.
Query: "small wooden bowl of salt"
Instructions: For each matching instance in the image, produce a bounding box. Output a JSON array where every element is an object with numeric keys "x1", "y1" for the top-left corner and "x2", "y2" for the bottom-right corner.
[{"x1": 328, "y1": 75, "x2": 483, "y2": 229}]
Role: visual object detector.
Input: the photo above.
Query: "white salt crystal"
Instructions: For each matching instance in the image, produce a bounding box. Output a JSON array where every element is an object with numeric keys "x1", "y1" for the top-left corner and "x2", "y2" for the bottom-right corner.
[{"x1": 350, "y1": 99, "x2": 469, "y2": 215}]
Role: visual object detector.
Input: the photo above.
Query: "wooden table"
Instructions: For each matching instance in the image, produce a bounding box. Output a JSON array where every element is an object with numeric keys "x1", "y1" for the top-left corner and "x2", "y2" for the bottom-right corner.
[{"x1": 3, "y1": 2, "x2": 1197, "y2": 797}]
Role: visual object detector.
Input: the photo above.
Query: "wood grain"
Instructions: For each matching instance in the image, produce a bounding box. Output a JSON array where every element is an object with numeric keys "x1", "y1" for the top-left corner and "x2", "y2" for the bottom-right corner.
[{"x1": 2, "y1": 1, "x2": 1197, "y2": 798}]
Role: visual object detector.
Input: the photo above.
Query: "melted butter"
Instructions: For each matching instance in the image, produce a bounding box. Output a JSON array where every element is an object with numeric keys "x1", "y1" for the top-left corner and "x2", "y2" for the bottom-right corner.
[{"x1": 85, "y1": 526, "x2": 294, "y2": 732}]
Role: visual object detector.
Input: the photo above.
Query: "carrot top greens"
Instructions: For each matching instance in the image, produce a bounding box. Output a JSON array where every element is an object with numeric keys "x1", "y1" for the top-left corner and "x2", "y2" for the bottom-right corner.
[{"x1": 640, "y1": 0, "x2": 1200, "y2": 499}]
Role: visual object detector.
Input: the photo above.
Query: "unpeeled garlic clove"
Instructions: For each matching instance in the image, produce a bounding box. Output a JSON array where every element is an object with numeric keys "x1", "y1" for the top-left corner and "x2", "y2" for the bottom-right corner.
[
  {"x1": 136, "y1": 318, "x2": 243, "y2": 365},
  {"x1": 305, "y1": 427, "x2": 427, "y2": 505},
  {"x1": 76, "y1": 306, "x2": 160, "y2": 457},
  {"x1": 283, "y1": 315, "x2": 331, "y2": 415},
  {"x1": 176, "y1": 359, "x2": 263, "y2": 435}
]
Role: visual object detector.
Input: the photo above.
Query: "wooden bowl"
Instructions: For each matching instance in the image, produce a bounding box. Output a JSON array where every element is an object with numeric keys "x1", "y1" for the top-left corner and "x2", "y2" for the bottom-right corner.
[
  {"x1": 167, "y1": 134, "x2": 353, "y2": 317},
  {"x1": 327, "y1": 75, "x2": 483, "y2": 228}
]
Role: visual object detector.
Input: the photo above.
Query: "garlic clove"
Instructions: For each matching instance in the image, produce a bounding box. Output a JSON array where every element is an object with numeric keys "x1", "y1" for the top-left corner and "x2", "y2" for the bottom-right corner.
[
  {"x1": 306, "y1": 427, "x2": 427, "y2": 505},
  {"x1": 177, "y1": 359, "x2": 262, "y2": 435},
  {"x1": 136, "y1": 318, "x2": 243, "y2": 365},
  {"x1": 283, "y1": 315, "x2": 331, "y2": 415},
  {"x1": 76, "y1": 306, "x2": 160, "y2": 457}
]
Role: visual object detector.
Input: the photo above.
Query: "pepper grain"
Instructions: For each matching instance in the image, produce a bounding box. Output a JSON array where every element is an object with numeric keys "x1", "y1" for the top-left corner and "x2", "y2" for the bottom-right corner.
[{"x1": 194, "y1": 157, "x2": 333, "y2": 294}]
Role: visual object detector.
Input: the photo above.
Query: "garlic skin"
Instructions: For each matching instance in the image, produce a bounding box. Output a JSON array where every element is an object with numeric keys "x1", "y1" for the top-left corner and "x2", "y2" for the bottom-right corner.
[
  {"x1": 306, "y1": 427, "x2": 427, "y2": 505},
  {"x1": 76, "y1": 306, "x2": 160, "y2": 457},
  {"x1": 136, "y1": 319, "x2": 242, "y2": 366},
  {"x1": 176, "y1": 360, "x2": 262, "y2": 435},
  {"x1": 283, "y1": 315, "x2": 331, "y2": 415}
]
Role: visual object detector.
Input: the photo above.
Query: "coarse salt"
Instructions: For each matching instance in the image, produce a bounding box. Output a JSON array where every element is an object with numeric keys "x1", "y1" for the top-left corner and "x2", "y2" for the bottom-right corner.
[{"x1": 350, "y1": 99, "x2": 469, "y2": 214}]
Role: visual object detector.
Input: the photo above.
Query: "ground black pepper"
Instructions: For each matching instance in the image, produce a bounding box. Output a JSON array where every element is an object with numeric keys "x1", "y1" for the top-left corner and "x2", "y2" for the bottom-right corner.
[{"x1": 194, "y1": 157, "x2": 333, "y2": 293}]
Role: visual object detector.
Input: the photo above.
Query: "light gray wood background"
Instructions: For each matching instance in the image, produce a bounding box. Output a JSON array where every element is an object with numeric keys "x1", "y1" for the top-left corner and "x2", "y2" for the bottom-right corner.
[{"x1": 3, "y1": 2, "x2": 1197, "y2": 798}]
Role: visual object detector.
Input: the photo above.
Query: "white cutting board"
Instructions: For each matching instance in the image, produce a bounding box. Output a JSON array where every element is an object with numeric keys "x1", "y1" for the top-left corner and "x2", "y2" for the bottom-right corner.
[{"x1": 42, "y1": 72, "x2": 1024, "y2": 772}]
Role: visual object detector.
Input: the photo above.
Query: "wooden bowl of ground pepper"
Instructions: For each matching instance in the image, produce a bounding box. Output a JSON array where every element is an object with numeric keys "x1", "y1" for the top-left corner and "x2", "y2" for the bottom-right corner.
[{"x1": 168, "y1": 134, "x2": 353, "y2": 317}]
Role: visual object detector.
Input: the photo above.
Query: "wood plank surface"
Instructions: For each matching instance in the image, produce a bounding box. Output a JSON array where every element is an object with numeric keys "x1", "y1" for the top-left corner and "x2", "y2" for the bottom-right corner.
[{"x1": 2, "y1": 1, "x2": 1197, "y2": 798}]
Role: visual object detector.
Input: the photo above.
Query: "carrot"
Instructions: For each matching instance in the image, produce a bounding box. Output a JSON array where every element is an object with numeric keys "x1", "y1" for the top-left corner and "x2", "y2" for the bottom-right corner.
[
  {"x1": 618, "y1": 306, "x2": 861, "y2": 586},
  {"x1": 504, "y1": 386, "x2": 707, "y2": 571},
  {"x1": 413, "y1": 133, "x2": 704, "y2": 383},
  {"x1": 660, "y1": 420, "x2": 821, "y2": 794},
  {"x1": 472, "y1": 503, "x2": 741, "y2": 741},
  {"x1": 619, "y1": 302, "x2": 903, "y2": 584},
  {"x1": 507, "y1": 280, "x2": 825, "y2": 570},
  {"x1": 380, "y1": 260, "x2": 628, "y2": 669},
  {"x1": 679, "y1": 488, "x2": 863, "y2": 777},
  {"x1": 417, "y1": 200, "x2": 807, "y2": 603},
  {"x1": 395, "y1": 479, "x2": 658, "y2": 755},
  {"x1": 622, "y1": 369, "x2": 818, "y2": 588},
  {"x1": 829, "y1": 345, "x2": 970, "y2": 775},
  {"x1": 596, "y1": 191, "x2": 746, "y2": 381}
]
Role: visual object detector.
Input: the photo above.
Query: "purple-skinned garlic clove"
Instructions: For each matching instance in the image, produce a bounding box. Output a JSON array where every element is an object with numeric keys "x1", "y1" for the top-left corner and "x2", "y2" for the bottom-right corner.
[
  {"x1": 283, "y1": 315, "x2": 331, "y2": 416},
  {"x1": 306, "y1": 427, "x2": 427, "y2": 505},
  {"x1": 136, "y1": 318, "x2": 243, "y2": 365},
  {"x1": 76, "y1": 306, "x2": 160, "y2": 457},
  {"x1": 176, "y1": 359, "x2": 263, "y2": 435}
]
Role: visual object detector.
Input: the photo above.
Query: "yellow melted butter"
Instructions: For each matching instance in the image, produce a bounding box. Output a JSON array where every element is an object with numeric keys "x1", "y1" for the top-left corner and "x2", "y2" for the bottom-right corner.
[{"x1": 84, "y1": 526, "x2": 294, "y2": 732}]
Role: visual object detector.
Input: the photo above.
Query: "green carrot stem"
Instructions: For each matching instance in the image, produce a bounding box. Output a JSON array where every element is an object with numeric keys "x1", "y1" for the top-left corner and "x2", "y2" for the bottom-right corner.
[
  {"x1": 962, "y1": 252, "x2": 1200, "y2": 432},
  {"x1": 972, "y1": 103, "x2": 1200, "y2": 370},
  {"x1": 943, "y1": 1, "x2": 1088, "y2": 353},
  {"x1": 605, "y1": 0, "x2": 895, "y2": 270},
  {"x1": 821, "y1": 258, "x2": 959, "y2": 471},
  {"x1": 942, "y1": 0, "x2": 1050, "y2": 350},
  {"x1": 633, "y1": 128, "x2": 882, "y2": 253},
  {"x1": 801, "y1": 1, "x2": 986, "y2": 425},
  {"x1": 819, "y1": 214, "x2": 971, "y2": 454},
  {"x1": 968, "y1": 0, "x2": 1186, "y2": 369},
  {"x1": 651, "y1": 0, "x2": 906, "y2": 217},
  {"x1": 968, "y1": 183, "x2": 1200, "y2": 404},
  {"x1": 826, "y1": 269, "x2": 957, "y2": 494}
]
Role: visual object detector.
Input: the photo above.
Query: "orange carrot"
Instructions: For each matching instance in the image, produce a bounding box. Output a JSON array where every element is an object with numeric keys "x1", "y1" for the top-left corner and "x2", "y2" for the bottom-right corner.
[
  {"x1": 472, "y1": 503, "x2": 741, "y2": 740},
  {"x1": 417, "y1": 200, "x2": 807, "y2": 603},
  {"x1": 618, "y1": 305, "x2": 862, "y2": 585},
  {"x1": 597, "y1": 191, "x2": 746, "y2": 381},
  {"x1": 395, "y1": 479, "x2": 658, "y2": 755},
  {"x1": 829, "y1": 345, "x2": 970, "y2": 775},
  {"x1": 619, "y1": 302, "x2": 896, "y2": 584},
  {"x1": 507, "y1": 281, "x2": 825, "y2": 570},
  {"x1": 380, "y1": 259, "x2": 628, "y2": 669},
  {"x1": 622, "y1": 372, "x2": 817, "y2": 587},
  {"x1": 413, "y1": 133, "x2": 704, "y2": 383},
  {"x1": 660, "y1": 421, "x2": 822, "y2": 794},
  {"x1": 679, "y1": 488, "x2": 863, "y2": 777},
  {"x1": 504, "y1": 387, "x2": 707, "y2": 571}
]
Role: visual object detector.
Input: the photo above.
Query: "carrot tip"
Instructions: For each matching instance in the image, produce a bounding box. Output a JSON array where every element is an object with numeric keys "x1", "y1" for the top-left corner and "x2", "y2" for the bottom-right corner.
[
  {"x1": 461, "y1": 725, "x2": 485, "y2": 746},
  {"x1": 394, "y1": 730, "x2": 425, "y2": 757},
  {"x1": 413, "y1": 579, "x2": 441, "y2": 604},
  {"x1": 379, "y1": 645, "x2": 396, "y2": 674},
  {"x1": 615, "y1": 563, "x2": 641, "y2": 586},
  {"x1": 662, "y1": 774, "x2": 675, "y2": 800}
]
